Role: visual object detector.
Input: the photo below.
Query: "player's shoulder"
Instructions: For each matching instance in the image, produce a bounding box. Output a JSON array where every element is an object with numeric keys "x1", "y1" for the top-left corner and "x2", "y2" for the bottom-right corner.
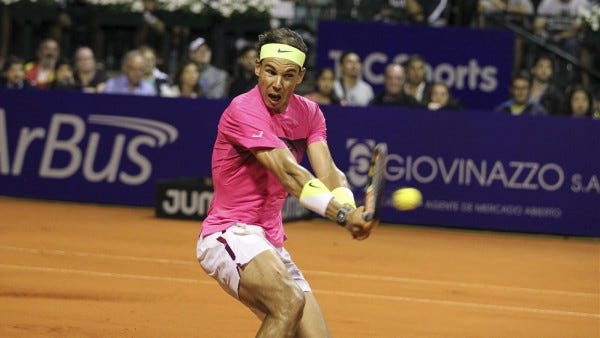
[
  {"x1": 291, "y1": 92, "x2": 320, "y2": 113},
  {"x1": 224, "y1": 89, "x2": 266, "y2": 120}
]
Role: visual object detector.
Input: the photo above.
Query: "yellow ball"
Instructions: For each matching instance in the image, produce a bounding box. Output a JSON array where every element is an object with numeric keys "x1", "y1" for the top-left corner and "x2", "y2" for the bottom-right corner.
[{"x1": 392, "y1": 187, "x2": 423, "y2": 211}]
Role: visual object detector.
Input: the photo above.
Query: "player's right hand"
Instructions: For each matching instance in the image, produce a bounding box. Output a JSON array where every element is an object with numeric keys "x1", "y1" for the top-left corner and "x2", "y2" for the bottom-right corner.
[{"x1": 345, "y1": 206, "x2": 372, "y2": 240}]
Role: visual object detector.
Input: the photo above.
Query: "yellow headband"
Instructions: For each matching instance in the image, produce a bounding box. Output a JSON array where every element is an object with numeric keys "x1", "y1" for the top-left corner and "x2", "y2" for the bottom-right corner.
[{"x1": 259, "y1": 43, "x2": 306, "y2": 67}]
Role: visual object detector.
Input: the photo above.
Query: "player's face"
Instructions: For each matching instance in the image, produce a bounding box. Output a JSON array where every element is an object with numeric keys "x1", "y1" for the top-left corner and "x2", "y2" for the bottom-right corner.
[{"x1": 255, "y1": 57, "x2": 305, "y2": 113}]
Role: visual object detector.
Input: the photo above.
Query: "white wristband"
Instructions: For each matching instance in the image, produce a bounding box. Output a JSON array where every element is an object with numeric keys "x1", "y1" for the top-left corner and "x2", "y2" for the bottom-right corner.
[{"x1": 299, "y1": 179, "x2": 334, "y2": 217}]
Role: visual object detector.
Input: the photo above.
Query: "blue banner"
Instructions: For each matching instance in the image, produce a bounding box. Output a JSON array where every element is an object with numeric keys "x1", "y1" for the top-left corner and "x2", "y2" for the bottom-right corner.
[
  {"x1": 322, "y1": 105, "x2": 600, "y2": 237},
  {"x1": 0, "y1": 89, "x2": 222, "y2": 205},
  {"x1": 316, "y1": 21, "x2": 514, "y2": 110},
  {"x1": 1, "y1": 90, "x2": 598, "y2": 236}
]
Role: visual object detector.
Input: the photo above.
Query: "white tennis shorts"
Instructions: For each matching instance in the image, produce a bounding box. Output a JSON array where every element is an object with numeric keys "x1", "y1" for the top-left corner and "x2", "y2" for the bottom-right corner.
[{"x1": 196, "y1": 223, "x2": 311, "y2": 300}]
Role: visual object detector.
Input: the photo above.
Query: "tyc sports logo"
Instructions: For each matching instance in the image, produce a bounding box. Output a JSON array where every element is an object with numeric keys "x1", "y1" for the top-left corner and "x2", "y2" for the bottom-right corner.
[{"x1": 0, "y1": 108, "x2": 178, "y2": 185}]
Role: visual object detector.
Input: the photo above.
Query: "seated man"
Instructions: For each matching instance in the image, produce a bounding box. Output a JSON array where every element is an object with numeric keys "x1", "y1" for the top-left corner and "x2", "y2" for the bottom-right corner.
[
  {"x1": 73, "y1": 46, "x2": 109, "y2": 93},
  {"x1": 371, "y1": 62, "x2": 421, "y2": 107},
  {"x1": 24, "y1": 38, "x2": 60, "y2": 89},
  {"x1": 333, "y1": 50, "x2": 374, "y2": 106},
  {"x1": 103, "y1": 50, "x2": 156, "y2": 96},
  {"x1": 494, "y1": 73, "x2": 547, "y2": 116}
]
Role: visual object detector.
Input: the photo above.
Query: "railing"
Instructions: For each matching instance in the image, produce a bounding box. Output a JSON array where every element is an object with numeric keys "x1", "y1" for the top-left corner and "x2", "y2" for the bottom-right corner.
[{"x1": 513, "y1": 22, "x2": 599, "y2": 81}]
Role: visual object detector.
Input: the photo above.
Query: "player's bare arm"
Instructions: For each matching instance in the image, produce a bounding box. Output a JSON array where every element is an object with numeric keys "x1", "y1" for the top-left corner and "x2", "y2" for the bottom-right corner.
[
  {"x1": 253, "y1": 146, "x2": 370, "y2": 238},
  {"x1": 306, "y1": 140, "x2": 349, "y2": 189}
]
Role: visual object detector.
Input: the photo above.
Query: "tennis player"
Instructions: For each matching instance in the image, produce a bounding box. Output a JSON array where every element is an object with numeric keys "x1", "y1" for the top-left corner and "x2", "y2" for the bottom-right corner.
[{"x1": 196, "y1": 27, "x2": 372, "y2": 337}]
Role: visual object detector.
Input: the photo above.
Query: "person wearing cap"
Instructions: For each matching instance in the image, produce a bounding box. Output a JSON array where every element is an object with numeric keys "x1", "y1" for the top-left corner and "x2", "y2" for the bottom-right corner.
[
  {"x1": 196, "y1": 27, "x2": 373, "y2": 337},
  {"x1": 188, "y1": 36, "x2": 228, "y2": 99}
]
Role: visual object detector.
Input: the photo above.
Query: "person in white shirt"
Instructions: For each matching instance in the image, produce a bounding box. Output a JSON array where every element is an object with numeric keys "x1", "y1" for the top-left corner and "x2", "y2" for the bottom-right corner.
[{"x1": 333, "y1": 51, "x2": 374, "y2": 106}]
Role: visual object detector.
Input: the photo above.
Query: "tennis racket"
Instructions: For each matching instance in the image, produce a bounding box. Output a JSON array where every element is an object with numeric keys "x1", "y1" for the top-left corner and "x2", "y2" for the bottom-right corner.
[{"x1": 360, "y1": 143, "x2": 387, "y2": 235}]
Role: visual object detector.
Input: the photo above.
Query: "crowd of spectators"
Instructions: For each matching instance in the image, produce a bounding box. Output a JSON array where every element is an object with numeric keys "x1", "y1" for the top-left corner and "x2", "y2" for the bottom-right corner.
[{"x1": 0, "y1": 0, "x2": 598, "y2": 118}]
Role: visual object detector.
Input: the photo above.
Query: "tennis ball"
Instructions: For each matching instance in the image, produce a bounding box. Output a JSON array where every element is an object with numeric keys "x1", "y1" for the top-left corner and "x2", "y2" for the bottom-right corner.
[{"x1": 392, "y1": 187, "x2": 423, "y2": 211}]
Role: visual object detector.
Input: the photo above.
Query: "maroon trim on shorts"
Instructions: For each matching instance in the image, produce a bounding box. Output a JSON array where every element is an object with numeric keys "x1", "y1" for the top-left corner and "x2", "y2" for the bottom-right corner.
[{"x1": 216, "y1": 236, "x2": 236, "y2": 261}]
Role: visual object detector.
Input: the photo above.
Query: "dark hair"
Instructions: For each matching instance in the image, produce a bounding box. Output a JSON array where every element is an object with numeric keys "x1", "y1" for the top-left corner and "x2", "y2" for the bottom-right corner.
[
  {"x1": 54, "y1": 58, "x2": 72, "y2": 70},
  {"x1": 174, "y1": 61, "x2": 202, "y2": 95},
  {"x1": 533, "y1": 54, "x2": 554, "y2": 68},
  {"x1": 312, "y1": 67, "x2": 340, "y2": 104},
  {"x1": 257, "y1": 27, "x2": 308, "y2": 54},
  {"x1": 339, "y1": 50, "x2": 359, "y2": 64},
  {"x1": 314, "y1": 67, "x2": 335, "y2": 80},
  {"x1": 511, "y1": 72, "x2": 531, "y2": 87},
  {"x1": 405, "y1": 54, "x2": 426, "y2": 68},
  {"x1": 237, "y1": 45, "x2": 257, "y2": 59},
  {"x1": 564, "y1": 85, "x2": 594, "y2": 117},
  {"x1": 2, "y1": 55, "x2": 23, "y2": 73}
]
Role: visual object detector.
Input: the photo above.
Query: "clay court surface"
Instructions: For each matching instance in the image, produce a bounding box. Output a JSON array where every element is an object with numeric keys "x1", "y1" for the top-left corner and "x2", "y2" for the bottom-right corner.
[{"x1": 0, "y1": 197, "x2": 598, "y2": 337}]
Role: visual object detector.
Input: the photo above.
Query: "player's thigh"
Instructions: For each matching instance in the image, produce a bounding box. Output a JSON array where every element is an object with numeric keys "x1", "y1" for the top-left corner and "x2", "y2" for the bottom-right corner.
[
  {"x1": 238, "y1": 249, "x2": 305, "y2": 315},
  {"x1": 295, "y1": 292, "x2": 331, "y2": 338}
]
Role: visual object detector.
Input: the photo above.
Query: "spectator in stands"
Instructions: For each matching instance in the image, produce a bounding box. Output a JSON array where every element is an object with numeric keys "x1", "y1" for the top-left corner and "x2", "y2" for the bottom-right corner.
[
  {"x1": 49, "y1": 58, "x2": 77, "y2": 91},
  {"x1": 406, "y1": 0, "x2": 450, "y2": 25},
  {"x1": 403, "y1": 55, "x2": 432, "y2": 105},
  {"x1": 139, "y1": 45, "x2": 170, "y2": 96},
  {"x1": 25, "y1": 38, "x2": 60, "y2": 89},
  {"x1": 73, "y1": 46, "x2": 108, "y2": 93},
  {"x1": 594, "y1": 87, "x2": 600, "y2": 119},
  {"x1": 494, "y1": 73, "x2": 547, "y2": 115},
  {"x1": 534, "y1": 0, "x2": 590, "y2": 82},
  {"x1": 371, "y1": 62, "x2": 420, "y2": 107},
  {"x1": 333, "y1": 51, "x2": 374, "y2": 106},
  {"x1": 228, "y1": 45, "x2": 258, "y2": 98},
  {"x1": 357, "y1": 0, "x2": 449, "y2": 24},
  {"x1": 0, "y1": 55, "x2": 33, "y2": 89},
  {"x1": 529, "y1": 54, "x2": 564, "y2": 115},
  {"x1": 166, "y1": 61, "x2": 202, "y2": 98},
  {"x1": 427, "y1": 82, "x2": 463, "y2": 110},
  {"x1": 449, "y1": 0, "x2": 479, "y2": 27},
  {"x1": 478, "y1": 0, "x2": 535, "y2": 71},
  {"x1": 188, "y1": 36, "x2": 228, "y2": 99},
  {"x1": 133, "y1": 0, "x2": 167, "y2": 56},
  {"x1": 103, "y1": 50, "x2": 155, "y2": 96},
  {"x1": 478, "y1": 0, "x2": 534, "y2": 22},
  {"x1": 361, "y1": 0, "x2": 408, "y2": 23},
  {"x1": 565, "y1": 85, "x2": 594, "y2": 118},
  {"x1": 305, "y1": 67, "x2": 342, "y2": 105}
]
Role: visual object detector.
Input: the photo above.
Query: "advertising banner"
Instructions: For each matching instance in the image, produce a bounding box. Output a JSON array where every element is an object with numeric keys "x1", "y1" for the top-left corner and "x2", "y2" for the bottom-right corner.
[
  {"x1": 1, "y1": 90, "x2": 598, "y2": 236},
  {"x1": 0, "y1": 89, "x2": 222, "y2": 206},
  {"x1": 321, "y1": 105, "x2": 600, "y2": 237},
  {"x1": 155, "y1": 177, "x2": 311, "y2": 222},
  {"x1": 316, "y1": 21, "x2": 514, "y2": 110}
]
